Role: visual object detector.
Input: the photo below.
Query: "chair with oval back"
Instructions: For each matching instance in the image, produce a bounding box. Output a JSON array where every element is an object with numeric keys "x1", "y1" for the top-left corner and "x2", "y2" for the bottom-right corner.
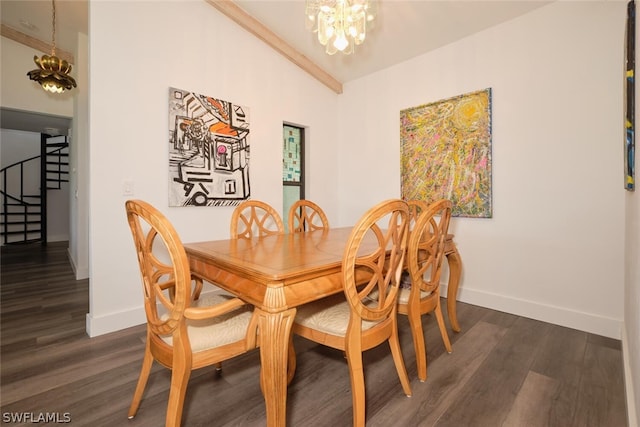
[
  {"x1": 399, "y1": 199, "x2": 453, "y2": 382},
  {"x1": 230, "y1": 199, "x2": 284, "y2": 239},
  {"x1": 289, "y1": 199, "x2": 412, "y2": 427},
  {"x1": 287, "y1": 199, "x2": 330, "y2": 233},
  {"x1": 125, "y1": 199, "x2": 259, "y2": 427}
]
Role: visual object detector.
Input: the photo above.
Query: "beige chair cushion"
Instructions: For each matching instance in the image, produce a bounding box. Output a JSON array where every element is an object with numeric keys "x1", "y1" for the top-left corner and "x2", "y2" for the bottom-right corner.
[
  {"x1": 295, "y1": 294, "x2": 381, "y2": 336},
  {"x1": 397, "y1": 288, "x2": 434, "y2": 305},
  {"x1": 160, "y1": 293, "x2": 253, "y2": 353}
]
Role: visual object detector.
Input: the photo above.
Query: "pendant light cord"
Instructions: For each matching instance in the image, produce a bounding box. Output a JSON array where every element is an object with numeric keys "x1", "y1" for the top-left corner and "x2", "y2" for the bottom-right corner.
[{"x1": 51, "y1": 0, "x2": 57, "y2": 55}]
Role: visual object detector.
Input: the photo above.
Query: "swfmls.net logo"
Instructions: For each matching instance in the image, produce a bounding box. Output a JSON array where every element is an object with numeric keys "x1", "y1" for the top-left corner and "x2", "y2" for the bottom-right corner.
[{"x1": 2, "y1": 412, "x2": 71, "y2": 424}]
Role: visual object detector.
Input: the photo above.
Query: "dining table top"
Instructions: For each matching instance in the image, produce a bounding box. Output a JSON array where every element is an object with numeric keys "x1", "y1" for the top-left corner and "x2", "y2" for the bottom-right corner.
[
  {"x1": 184, "y1": 226, "x2": 371, "y2": 282},
  {"x1": 183, "y1": 226, "x2": 378, "y2": 310}
]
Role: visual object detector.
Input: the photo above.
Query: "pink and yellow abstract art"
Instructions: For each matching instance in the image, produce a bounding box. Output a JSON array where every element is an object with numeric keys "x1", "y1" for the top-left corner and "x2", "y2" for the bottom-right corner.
[{"x1": 400, "y1": 88, "x2": 492, "y2": 218}]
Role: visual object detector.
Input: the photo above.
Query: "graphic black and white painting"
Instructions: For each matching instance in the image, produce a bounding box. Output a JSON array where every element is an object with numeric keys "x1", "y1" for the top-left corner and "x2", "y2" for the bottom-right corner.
[{"x1": 168, "y1": 87, "x2": 250, "y2": 206}]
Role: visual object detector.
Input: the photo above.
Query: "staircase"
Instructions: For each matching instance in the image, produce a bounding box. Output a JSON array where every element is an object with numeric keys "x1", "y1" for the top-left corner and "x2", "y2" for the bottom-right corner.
[{"x1": 0, "y1": 134, "x2": 69, "y2": 245}]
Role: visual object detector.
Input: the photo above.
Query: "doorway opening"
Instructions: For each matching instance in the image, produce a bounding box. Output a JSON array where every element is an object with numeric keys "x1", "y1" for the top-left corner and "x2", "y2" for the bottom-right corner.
[{"x1": 282, "y1": 124, "x2": 305, "y2": 233}]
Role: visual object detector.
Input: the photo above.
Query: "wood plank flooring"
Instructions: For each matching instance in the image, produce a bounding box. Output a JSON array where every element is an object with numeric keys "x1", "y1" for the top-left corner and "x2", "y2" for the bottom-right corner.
[{"x1": 1, "y1": 242, "x2": 628, "y2": 426}]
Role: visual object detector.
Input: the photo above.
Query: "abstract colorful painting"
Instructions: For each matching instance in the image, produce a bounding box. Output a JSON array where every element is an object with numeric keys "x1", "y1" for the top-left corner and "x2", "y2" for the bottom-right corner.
[
  {"x1": 168, "y1": 87, "x2": 250, "y2": 206},
  {"x1": 400, "y1": 88, "x2": 492, "y2": 217},
  {"x1": 625, "y1": 0, "x2": 635, "y2": 191}
]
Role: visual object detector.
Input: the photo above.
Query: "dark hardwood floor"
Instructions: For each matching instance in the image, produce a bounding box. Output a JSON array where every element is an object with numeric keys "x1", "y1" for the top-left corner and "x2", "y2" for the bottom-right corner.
[{"x1": 1, "y1": 242, "x2": 628, "y2": 426}]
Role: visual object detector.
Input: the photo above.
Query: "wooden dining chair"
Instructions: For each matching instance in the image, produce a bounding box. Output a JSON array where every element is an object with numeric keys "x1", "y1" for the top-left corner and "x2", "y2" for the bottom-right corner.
[
  {"x1": 289, "y1": 199, "x2": 412, "y2": 427},
  {"x1": 287, "y1": 199, "x2": 329, "y2": 233},
  {"x1": 399, "y1": 199, "x2": 453, "y2": 382},
  {"x1": 125, "y1": 200, "x2": 259, "y2": 427},
  {"x1": 230, "y1": 199, "x2": 284, "y2": 239}
]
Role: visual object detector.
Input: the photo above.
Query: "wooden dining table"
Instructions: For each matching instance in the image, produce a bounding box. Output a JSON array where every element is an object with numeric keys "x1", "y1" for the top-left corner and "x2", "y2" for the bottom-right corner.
[{"x1": 183, "y1": 226, "x2": 462, "y2": 427}]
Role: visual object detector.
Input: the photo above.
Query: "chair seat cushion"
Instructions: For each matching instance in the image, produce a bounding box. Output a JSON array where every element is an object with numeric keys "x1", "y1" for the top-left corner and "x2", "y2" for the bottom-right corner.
[
  {"x1": 161, "y1": 293, "x2": 253, "y2": 353},
  {"x1": 397, "y1": 287, "x2": 434, "y2": 305},
  {"x1": 294, "y1": 294, "x2": 381, "y2": 336}
]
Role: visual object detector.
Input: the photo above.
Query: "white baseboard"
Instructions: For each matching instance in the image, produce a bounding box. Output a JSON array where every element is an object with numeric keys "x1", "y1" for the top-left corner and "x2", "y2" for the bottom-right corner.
[
  {"x1": 88, "y1": 283, "x2": 622, "y2": 339},
  {"x1": 443, "y1": 284, "x2": 623, "y2": 339},
  {"x1": 66, "y1": 248, "x2": 89, "y2": 280},
  {"x1": 74, "y1": 266, "x2": 89, "y2": 280},
  {"x1": 89, "y1": 285, "x2": 622, "y2": 339},
  {"x1": 86, "y1": 307, "x2": 146, "y2": 337},
  {"x1": 622, "y1": 324, "x2": 639, "y2": 427}
]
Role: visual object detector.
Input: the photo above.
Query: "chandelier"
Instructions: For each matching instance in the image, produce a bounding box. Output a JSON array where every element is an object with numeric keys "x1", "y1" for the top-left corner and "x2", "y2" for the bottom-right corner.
[
  {"x1": 305, "y1": 0, "x2": 377, "y2": 55},
  {"x1": 27, "y1": 0, "x2": 76, "y2": 93}
]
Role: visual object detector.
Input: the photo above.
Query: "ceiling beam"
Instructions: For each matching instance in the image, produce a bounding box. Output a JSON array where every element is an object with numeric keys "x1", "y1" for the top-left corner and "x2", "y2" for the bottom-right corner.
[
  {"x1": 1, "y1": 24, "x2": 75, "y2": 65},
  {"x1": 205, "y1": 0, "x2": 343, "y2": 95}
]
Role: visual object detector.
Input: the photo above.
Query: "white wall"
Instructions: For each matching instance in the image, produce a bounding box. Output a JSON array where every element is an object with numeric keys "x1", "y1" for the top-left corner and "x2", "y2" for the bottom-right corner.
[
  {"x1": 625, "y1": 43, "x2": 640, "y2": 426},
  {"x1": 0, "y1": 129, "x2": 40, "y2": 169},
  {"x1": 87, "y1": 0, "x2": 340, "y2": 335},
  {"x1": 624, "y1": 174, "x2": 639, "y2": 426},
  {"x1": 69, "y1": 32, "x2": 90, "y2": 280},
  {"x1": 338, "y1": 1, "x2": 626, "y2": 339}
]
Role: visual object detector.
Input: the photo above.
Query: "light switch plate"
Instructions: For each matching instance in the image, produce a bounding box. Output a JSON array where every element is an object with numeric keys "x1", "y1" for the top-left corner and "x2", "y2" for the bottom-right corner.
[{"x1": 122, "y1": 180, "x2": 134, "y2": 196}]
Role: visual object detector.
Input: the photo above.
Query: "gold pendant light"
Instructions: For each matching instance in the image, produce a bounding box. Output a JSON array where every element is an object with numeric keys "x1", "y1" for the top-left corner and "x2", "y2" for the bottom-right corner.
[{"x1": 27, "y1": 0, "x2": 76, "y2": 93}]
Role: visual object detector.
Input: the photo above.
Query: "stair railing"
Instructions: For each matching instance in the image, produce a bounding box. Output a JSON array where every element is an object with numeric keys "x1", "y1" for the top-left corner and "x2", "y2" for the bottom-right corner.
[
  {"x1": 1, "y1": 154, "x2": 44, "y2": 244},
  {"x1": 1, "y1": 134, "x2": 69, "y2": 245}
]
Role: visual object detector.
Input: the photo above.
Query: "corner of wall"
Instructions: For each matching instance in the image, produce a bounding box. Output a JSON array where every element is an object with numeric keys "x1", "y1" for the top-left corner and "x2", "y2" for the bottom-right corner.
[
  {"x1": 67, "y1": 248, "x2": 89, "y2": 280},
  {"x1": 448, "y1": 284, "x2": 623, "y2": 339}
]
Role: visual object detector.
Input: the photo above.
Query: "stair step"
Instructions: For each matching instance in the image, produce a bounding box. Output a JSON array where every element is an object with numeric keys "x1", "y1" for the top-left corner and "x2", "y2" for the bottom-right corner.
[
  {"x1": 3, "y1": 236, "x2": 42, "y2": 243},
  {"x1": 46, "y1": 142, "x2": 68, "y2": 148},
  {"x1": 2, "y1": 221, "x2": 40, "y2": 227},
  {"x1": 2, "y1": 230, "x2": 42, "y2": 235},
  {"x1": 3, "y1": 238, "x2": 42, "y2": 245},
  {"x1": 6, "y1": 201, "x2": 41, "y2": 205},
  {"x1": 2, "y1": 211, "x2": 41, "y2": 214},
  {"x1": 1, "y1": 230, "x2": 41, "y2": 236}
]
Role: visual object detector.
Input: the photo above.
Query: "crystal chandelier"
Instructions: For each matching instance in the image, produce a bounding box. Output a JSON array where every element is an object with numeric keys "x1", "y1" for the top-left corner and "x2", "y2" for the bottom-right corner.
[
  {"x1": 305, "y1": 0, "x2": 377, "y2": 55},
  {"x1": 27, "y1": 0, "x2": 77, "y2": 94}
]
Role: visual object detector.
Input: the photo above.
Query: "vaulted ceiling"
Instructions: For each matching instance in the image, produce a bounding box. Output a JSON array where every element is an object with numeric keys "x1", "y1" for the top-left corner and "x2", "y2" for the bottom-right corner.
[{"x1": 1, "y1": 0, "x2": 551, "y2": 131}]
